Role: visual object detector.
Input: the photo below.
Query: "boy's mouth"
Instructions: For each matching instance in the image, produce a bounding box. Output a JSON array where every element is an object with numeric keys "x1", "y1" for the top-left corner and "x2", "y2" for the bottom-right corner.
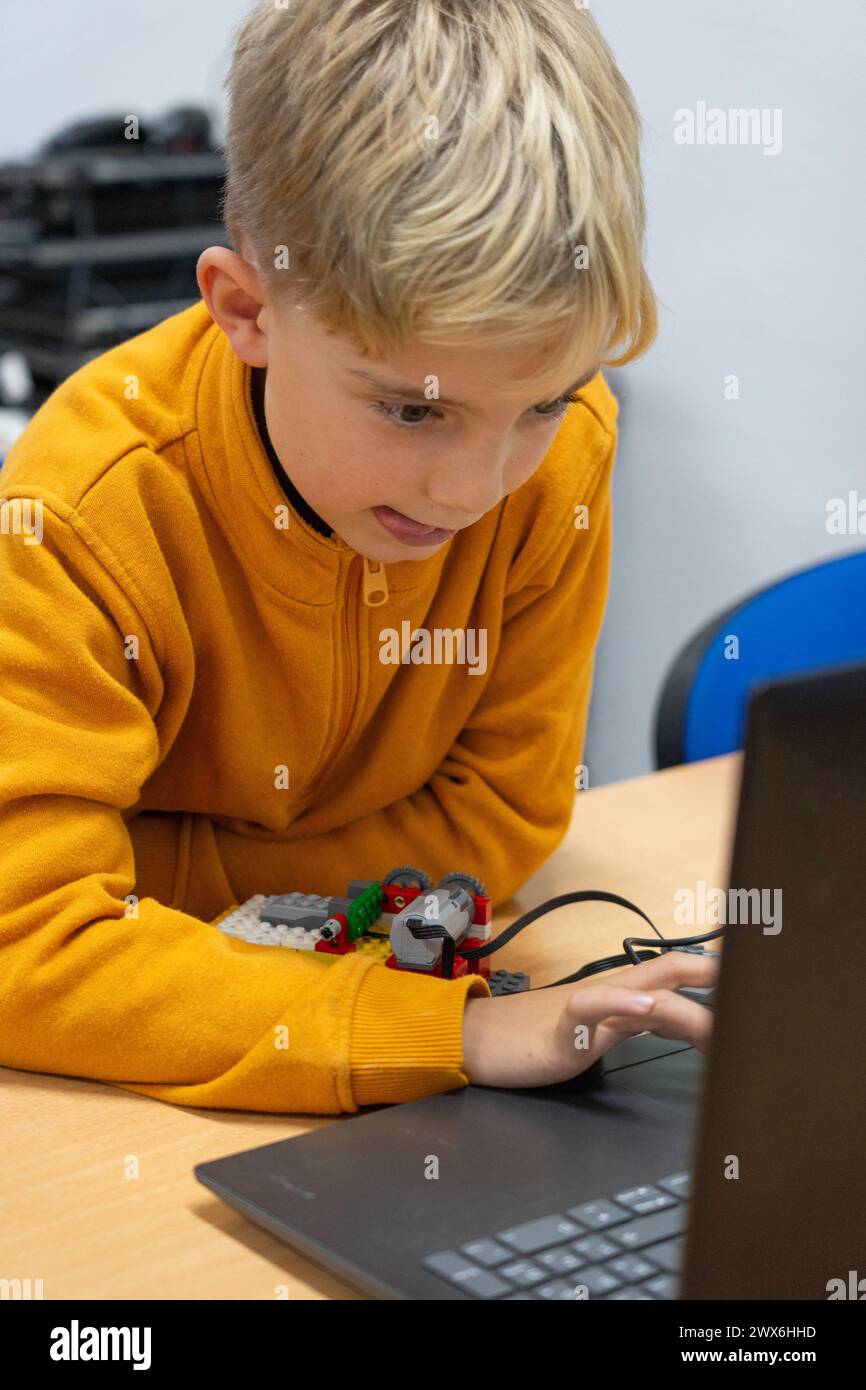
[{"x1": 372, "y1": 506, "x2": 456, "y2": 546}]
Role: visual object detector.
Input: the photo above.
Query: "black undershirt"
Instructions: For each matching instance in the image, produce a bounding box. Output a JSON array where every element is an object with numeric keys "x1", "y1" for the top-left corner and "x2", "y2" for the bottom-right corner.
[{"x1": 250, "y1": 366, "x2": 333, "y2": 540}]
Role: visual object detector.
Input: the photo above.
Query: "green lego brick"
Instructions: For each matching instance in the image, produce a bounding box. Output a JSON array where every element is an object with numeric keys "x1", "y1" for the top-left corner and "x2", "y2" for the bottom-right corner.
[{"x1": 346, "y1": 881, "x2": 384, "y2": 941}]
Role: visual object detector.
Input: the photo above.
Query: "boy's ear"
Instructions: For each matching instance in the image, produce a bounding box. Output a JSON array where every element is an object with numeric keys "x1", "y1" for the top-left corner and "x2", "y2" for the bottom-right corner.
[{"x1": 196, "y1": 246, "x2": 269, "y2": 369}]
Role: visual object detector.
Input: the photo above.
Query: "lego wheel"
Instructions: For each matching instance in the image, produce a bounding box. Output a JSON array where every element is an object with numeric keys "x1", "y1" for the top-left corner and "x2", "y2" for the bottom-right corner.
[
  {"x1": 381, "y1": 865, "x2": 435, "y2": 891},
  {"x1": 437, "y1": 871, "x2": 488, "y2": 899}
]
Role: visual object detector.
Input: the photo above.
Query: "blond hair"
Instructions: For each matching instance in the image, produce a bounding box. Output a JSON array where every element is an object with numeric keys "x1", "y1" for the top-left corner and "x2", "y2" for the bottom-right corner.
[{"x1": 222, "y1": 0, "x2": 657, "y2": 392}]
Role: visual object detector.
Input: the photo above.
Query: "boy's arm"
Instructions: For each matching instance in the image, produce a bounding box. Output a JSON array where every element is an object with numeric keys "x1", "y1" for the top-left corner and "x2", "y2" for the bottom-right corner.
[{"x1": 0, "y1": 502, "x2": 487, "y2": 1115}]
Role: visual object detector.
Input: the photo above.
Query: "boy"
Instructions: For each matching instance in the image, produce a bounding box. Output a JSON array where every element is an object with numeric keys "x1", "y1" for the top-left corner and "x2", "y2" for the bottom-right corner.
[{"x1": 0, "y1": 0, "x2": 716, "y2": 1115}]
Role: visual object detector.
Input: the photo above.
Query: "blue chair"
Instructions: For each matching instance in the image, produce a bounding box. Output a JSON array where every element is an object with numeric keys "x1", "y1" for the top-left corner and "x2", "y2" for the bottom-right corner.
[{"x1": 654, "y1": 547, "x2": 866, "y2": 768}]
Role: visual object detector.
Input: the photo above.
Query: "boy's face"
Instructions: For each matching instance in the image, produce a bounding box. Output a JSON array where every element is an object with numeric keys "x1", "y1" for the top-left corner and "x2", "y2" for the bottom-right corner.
[{"x1": 199, "y1": 247, "x2": 601, "y2": 562}]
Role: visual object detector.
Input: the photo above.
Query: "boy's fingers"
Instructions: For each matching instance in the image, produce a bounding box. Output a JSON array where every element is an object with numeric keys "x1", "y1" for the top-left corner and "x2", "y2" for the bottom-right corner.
[
  {"x1": 561, "y1": 985, "x2": 657, "y2": 1028},
  {"x1": 599, "y1": 987, "x2": 715, "y2": 1055},
  {"x1": 556, "y1": 985, "x2": 656, "y2": 1054},
  {"x1": 601, "y1": 949, "x2": 719, "y2": 994}
]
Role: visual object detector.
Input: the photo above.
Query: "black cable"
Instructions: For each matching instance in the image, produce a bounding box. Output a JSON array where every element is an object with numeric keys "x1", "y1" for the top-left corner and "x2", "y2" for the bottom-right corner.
[
  {"x1": 441, "y1": 933, "x2": 456, "y2": 980},
  {"x1": 622, "y1": 927, "x2": 725, "y2": 966},
  {"x1": 403, "y1": 914, "x2": 459, "y2": 978},
  {"x1": 456, "y1": 888, "x2": 725, "y2": 989},
  {"x1": 459, "y1": 889, "x2": 664, "y2": 960},
  {"x1": 541, "y1": 949, "x2": 662, "y2": 989}
]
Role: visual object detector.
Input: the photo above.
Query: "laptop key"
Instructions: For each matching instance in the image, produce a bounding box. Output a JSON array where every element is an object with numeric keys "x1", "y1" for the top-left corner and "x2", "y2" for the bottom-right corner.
[
  {"x1": 574, "y1": 1263, "x2": 623, "y2": 1296},
  {"x1": 422, "y1": 1251, "x2": 511, "y2": 1298},
  {"x1": 657, "y1": 1171, "x2": 690, "y2": 1199},
  {"x1": 643, "y1": 1236, "x2": 684, "y2": 1273},
  {"x1": 500, "y1": 1259, "x2": 548, "y2": 1287},
  {"x1": 566, "y1": 1198, "x2": 631, "y2": 1229},
  {"x1": 608, "y1": 1204, "x2": 687, "y2": 1249},
  {"x1": 613, "y1": 1184, "x2": 677, "y2": 1215},
  {"x1": 604, "y1": 1285, "x2": 655, "y2": 1299},
  {"x1": 460, "y1": 1238, "x2": 511, "y2": 1267},
  {"x1": 537, "y1": 1246, "x2": 585, "y2": 1274},
  {"x1": 535, "y1": 1278, "x2": 587, "y2": 1300},
  {"x1": 640, "y1": 1272, "x2": 679, "y2": 1299},
  {"x1": 571, "y1": 1233, "x2": 619, "y2": 1261},
  {"x1": 497, "y1": 1214, "x2": 584, "y2": 1254},
  {"x1": 605, "y1": 1251, "x2": 658, "y2": 1282}
]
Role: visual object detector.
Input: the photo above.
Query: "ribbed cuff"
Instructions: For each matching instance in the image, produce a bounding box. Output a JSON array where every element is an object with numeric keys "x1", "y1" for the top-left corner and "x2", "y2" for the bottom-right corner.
[{"x1": 348, "y1": 963, "x2": 491, "y2": 1107}]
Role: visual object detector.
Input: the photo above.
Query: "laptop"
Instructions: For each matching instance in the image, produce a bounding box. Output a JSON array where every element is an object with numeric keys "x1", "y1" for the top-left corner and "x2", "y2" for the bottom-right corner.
[{"x1": 195, "y1": 660, "x2": 866, "y2": 1300}]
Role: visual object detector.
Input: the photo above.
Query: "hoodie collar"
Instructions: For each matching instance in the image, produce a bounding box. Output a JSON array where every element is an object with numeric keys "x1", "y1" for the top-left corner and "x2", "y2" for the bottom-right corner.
[{"x1": 249, "y1": 364, "x2": 334, "y2": 542}]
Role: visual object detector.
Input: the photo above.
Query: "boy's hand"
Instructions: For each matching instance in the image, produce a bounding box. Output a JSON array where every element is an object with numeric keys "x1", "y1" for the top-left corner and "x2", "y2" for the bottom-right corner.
[{"x1": 462, "y1": 950, "x2": 719, "y2": 1089}]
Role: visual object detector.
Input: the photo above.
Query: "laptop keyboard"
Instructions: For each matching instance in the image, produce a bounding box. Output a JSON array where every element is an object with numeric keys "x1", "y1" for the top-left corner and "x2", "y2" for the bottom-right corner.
[{"x1": 422, "y1": 1171, "x2": 689, "y2": 1299}]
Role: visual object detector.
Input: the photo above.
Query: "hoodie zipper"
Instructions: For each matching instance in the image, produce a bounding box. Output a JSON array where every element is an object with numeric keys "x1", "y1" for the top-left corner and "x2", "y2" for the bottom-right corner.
[
  {"x1": 362, "y1": 556, "x2": 388, "y2": 607},
  {"x1": 329, "y1": 554, "x2": 389, "y2": 763}
]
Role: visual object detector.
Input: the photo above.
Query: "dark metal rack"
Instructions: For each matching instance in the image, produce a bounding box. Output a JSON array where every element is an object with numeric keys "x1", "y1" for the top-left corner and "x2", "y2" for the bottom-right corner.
[{"x1": 0, "y1": 110, "x2": 229, "y2": 407}]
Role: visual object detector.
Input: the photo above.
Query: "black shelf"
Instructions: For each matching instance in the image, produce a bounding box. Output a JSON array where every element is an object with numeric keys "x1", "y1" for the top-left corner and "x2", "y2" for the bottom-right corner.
[{"x1": 0, "y1": 110, "x2": 228, "y2": 407}]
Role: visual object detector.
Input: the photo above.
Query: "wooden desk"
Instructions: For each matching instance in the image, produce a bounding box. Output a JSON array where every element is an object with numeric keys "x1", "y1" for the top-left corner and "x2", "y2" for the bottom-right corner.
[{"x1": 0, "y1": 752, "x2": 742, "y2": 1300}]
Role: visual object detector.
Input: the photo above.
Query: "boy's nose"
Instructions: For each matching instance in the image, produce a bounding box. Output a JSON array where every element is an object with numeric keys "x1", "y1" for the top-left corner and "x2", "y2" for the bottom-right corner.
[{"x1": 426, "y1": 450, "x2": 509, "y2": 522}]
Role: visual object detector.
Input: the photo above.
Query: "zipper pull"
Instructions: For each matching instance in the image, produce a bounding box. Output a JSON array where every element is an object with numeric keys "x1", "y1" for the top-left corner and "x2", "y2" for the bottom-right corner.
[{"x1": 362, "y1": 556, "x2": 389, "y2": 606}]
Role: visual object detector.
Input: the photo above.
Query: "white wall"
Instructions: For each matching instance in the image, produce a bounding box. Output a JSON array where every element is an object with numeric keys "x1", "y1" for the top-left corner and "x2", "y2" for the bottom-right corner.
[
  {"x1": 585, "y1": 0, "x2": 866, "y2": 782},
  {"x1": 1, "y1": 1, "x2": 863, "y2": 783},
  {"x1": 0, "y1": 0, "x2": 241, "y2": 158}
]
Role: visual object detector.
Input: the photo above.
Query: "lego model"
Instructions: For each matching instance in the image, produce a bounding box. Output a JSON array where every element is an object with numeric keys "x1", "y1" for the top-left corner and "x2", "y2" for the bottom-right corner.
[{"x1": 212, "y1": 864, "x2": 531, "y2": 995}]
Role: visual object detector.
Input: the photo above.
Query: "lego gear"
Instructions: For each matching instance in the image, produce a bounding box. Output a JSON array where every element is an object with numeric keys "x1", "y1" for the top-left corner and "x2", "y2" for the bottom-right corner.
[
  {"x1": 381, "y1": 865, "x2": 435, "y2": 891},
  {"x1": 437, "y1": 871, "x2": 488, "y2": 899}
]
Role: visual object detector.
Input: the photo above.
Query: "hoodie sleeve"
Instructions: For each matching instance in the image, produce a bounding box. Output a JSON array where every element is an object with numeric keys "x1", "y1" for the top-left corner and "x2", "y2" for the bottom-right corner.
[{"x1": 0, "y1": 497, "x2": 488, "y2": 1116}]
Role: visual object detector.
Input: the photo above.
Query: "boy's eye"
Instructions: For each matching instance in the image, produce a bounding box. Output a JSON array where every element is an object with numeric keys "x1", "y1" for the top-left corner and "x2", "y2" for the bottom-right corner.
[
  {"x1": 533, "y1": 389, "x2": 582, "y2": 418},
  {"x1": 372, "y1": 401, "x2": 439, "y2": 429},
  {"x1": 370, "y1": 390, "x2": 581, "y2": 431}
]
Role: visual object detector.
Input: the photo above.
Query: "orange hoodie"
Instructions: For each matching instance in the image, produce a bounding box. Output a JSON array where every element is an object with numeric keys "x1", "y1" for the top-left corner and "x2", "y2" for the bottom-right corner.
[{"x1": 0, "y1": 300, "x2": 618, "y2": 1114}]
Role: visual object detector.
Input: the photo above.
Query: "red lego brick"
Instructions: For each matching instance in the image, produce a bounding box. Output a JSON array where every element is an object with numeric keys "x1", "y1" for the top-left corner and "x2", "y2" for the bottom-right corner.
[
  {"x1": 471, "y1": 894, "x2": 492, "y2": 926},
  {"x1": 461, "y1": 937, "x2": 491, "y2": 978},
  {"x1": 385, "y1": 953, "x2": 470, "y2": 980},
  {"x1": 381, "y1": 883, "x2": 423, "y2": 914}
]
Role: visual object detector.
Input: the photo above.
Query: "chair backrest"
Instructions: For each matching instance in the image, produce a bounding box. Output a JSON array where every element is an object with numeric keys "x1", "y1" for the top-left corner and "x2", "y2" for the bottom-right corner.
[{"x1": 654, "y1": 547, "x2": 866, "y2": 768}]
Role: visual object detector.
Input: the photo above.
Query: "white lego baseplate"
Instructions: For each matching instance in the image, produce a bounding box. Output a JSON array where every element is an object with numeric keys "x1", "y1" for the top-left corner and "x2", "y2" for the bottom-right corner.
[
  {"x1": 213, "y1": 893, "x2": 396, "y2": 952},
  {"x1": 214, "y1": 894, "x2": 325, "y2": 949},
  {"x1": 212, "y1": 890, "x2": 501, "y2": 977}
]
